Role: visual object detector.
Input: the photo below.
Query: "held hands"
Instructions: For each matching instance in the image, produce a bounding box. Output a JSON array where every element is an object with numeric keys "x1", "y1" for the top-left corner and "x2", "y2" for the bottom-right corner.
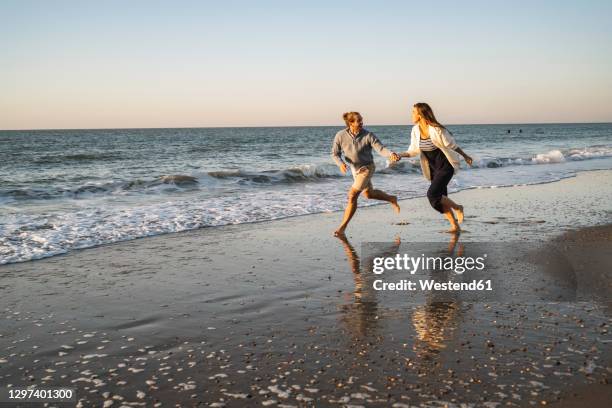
[{"x1": 339, "y1": 152, "x2": 400, "y2": 175}]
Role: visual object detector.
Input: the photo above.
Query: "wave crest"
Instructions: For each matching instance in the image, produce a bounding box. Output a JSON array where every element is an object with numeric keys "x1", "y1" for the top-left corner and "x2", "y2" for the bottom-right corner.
[
  {"x1": 473, "y1": 146, "x2": 612, "y2": 169},
  {"x1": 2, "y1": 144, "x2": 611, "y2": 203}
]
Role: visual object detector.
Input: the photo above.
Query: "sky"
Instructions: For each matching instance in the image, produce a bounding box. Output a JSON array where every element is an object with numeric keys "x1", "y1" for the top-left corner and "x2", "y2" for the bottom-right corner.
[{"x1": 1, "y1": 0, "x2": 611, "y2": 129}]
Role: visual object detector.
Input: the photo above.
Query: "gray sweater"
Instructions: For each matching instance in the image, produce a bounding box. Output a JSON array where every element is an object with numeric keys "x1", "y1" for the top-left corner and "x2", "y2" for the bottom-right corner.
[{"x1": 331, "y1": 128, "x2": 392, "y2": 169}]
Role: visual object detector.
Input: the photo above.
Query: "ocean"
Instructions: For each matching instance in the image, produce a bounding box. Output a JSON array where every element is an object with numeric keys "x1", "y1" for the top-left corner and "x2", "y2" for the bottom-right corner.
[{"x1": 1, "y1": 123, "x2": 612, "y2": 264}]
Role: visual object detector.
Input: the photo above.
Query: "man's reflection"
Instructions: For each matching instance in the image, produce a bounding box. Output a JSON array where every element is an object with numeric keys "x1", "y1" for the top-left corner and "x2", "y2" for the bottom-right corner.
[
  {"x1": 335, "y1": 235, "x2": 401, "y2": 337},
  {"x1": 335, "y1": 234, "x2": 379, "y2": 337}
]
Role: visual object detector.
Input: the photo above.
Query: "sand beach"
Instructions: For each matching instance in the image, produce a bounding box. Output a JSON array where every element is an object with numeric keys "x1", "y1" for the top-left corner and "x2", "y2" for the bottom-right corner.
[{"x1": 0, "y1": 170, "x2": 610, "y2": 407}]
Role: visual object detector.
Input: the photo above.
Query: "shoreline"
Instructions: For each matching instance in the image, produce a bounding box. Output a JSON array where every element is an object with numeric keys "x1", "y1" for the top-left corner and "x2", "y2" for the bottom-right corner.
[
  {"x1": 0, "y1": 170, "x2": 610, "y2": 407},
  {"x1": 2, "y1": 166, "x2": 611, "y2": 266}
]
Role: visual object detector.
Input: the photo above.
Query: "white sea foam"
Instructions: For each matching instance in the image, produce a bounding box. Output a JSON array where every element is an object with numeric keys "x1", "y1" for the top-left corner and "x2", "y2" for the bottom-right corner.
[
  {"x1": 3, "y1": 155, "x2": 612, "y2": 265},
  {"x1": 533, "y1": 150, "x2": 565, "y2": 164}
]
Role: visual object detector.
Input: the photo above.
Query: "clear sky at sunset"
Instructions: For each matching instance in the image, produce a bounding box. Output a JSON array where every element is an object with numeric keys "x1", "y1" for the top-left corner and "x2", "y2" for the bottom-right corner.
[{"x1": 1, "y1": 0, "x2": 611, "y2": 129}]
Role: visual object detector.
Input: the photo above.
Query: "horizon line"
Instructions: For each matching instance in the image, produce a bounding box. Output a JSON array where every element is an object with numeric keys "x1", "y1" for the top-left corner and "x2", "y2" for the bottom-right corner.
[{"x1": 2, "y1": 121, "x2": 612, "y2": 132}]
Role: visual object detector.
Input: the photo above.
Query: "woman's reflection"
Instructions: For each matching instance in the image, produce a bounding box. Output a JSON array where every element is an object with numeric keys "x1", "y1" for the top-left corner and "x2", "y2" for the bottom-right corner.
[{"x1": 412, "y1": 233, "x2": 463, "y2": 357}]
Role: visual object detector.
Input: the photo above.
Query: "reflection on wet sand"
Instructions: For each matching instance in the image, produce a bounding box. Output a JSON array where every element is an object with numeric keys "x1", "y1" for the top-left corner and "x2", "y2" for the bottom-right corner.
[
  {"x1": 412, "y1": 302, "x2": 459, "y2": 353},
  {"x1": 335, "y1": 234, "x2": 382, "y2": 337},
  {"x1": 413, "y1": 233, "x2": 463, "y2": 358},
  {"x1": 335, "y1": 233, "x2": 464, "y2": 353},
  {"x1": 336, "y1": 233, "x2": 465, "y2": 357}
]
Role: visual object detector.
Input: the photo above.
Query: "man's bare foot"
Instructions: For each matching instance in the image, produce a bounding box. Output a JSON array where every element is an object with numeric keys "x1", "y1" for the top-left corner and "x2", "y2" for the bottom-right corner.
[
  {"x1": 454, "y1": 205, "x2": 464, "y2": 224},
  {"x1": 446, "y1": 225, "x2": 461, "y2": 234},
  {"x1": 390, "y1": 196, "x2": 400, "y2": 214},
  {"x1": 334, "y1": 228, "x2": 346, "y2": 237}
]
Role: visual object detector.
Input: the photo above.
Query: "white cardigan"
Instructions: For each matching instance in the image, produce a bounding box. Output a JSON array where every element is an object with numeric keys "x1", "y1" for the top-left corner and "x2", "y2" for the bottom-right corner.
[{"x1": 405, "y1": 124, "x2": 462, "y2": 181}]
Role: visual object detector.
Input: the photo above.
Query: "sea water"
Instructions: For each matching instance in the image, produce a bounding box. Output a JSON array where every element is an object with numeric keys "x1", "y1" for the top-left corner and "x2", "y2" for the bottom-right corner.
[{"x1": 1, "y1": 123, "x2": 611, "y2": 264}]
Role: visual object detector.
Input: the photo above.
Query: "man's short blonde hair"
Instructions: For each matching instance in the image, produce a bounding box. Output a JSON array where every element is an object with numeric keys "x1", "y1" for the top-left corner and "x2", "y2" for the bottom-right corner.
[{"x1": 342, "y1": 111, "x2": 362, "y2": 126}]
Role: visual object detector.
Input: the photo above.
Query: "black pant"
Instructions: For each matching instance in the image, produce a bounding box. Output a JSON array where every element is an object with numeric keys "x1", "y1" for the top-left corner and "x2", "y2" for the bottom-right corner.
[{"x1": 423, "y1": 149, "x2": 454, "y2": 213}]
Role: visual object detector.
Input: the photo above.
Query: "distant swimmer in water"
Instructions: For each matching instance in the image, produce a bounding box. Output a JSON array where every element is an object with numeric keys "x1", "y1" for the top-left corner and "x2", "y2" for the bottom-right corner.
[
  {"x1": 397, "y1": 103, "x2": 473, "y2": 233},
  {"x1": 331, "y1": 111, "x2": 401, "y2": 237}
]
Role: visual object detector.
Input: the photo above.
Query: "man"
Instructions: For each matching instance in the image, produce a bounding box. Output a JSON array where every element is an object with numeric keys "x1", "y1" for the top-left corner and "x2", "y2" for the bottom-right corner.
[{"x1": 331, "y1": 111, "x2": 400, "y2": 236}]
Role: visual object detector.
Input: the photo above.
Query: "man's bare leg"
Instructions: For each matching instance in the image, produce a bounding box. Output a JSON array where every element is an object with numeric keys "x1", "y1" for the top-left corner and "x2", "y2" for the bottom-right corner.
[
  {"x1": 334, "y1": 188, "x2": 361, "y2": 236},
  {"x1": 362, "y1": 188, "x2": 400, "y2": 214}
]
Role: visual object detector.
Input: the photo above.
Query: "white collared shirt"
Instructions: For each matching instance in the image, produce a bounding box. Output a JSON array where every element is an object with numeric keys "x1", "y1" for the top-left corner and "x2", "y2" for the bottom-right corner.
[{"x1": 405, "y1": 125, "x2": 462, "y2": 181}]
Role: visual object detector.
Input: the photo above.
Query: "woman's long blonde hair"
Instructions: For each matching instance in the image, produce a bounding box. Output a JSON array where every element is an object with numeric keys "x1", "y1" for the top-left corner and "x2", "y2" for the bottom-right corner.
[{"x1": 414, "y1": 103, "x2": 447, "y2": 131}]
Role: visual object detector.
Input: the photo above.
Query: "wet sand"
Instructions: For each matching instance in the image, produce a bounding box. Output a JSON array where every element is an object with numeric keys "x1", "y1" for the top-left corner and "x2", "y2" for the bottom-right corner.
[{"x1": 1, "y1": 170, "x2": 611, "y2": 407}]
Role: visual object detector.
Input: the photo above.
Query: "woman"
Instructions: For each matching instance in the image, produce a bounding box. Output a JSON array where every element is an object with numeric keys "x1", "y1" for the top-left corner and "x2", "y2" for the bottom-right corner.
[{"x1": 400, "y1": 103, "x2": 473, "y2": 233}]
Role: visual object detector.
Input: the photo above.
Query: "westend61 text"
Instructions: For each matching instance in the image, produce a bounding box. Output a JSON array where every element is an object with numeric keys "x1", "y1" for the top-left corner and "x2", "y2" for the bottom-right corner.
[{"x1": 373, "y1": 279, "x2": 493, "y2": 292}]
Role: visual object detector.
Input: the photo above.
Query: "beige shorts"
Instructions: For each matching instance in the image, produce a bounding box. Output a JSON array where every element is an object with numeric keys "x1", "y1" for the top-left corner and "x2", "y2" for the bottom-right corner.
[{"x1": 351, "y1": 164, "x2": 375, "y2": 191}]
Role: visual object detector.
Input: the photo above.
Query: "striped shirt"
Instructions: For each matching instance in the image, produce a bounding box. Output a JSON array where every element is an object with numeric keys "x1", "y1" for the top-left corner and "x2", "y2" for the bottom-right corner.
[{"x1": 419, "y1": 137, "x2": 438, "y2": 151}]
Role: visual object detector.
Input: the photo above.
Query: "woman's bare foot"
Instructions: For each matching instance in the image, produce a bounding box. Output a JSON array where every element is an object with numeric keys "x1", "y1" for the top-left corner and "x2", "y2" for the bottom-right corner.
[
  {"x1": 446, "y1": 216, "x2": 461, "y2": 233},
  {"x1": 454, "y1": 205, "x2": 464, "y2": 224},
  {"x1": 334, "y1": 227, "x2": 346, "y2": 237},
  {"x1": 443, "y1": 211, "x2": 459, "y2": 233},
  {"x1": 390, "y1": 196, "x2": 400, "y2": 214}
]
